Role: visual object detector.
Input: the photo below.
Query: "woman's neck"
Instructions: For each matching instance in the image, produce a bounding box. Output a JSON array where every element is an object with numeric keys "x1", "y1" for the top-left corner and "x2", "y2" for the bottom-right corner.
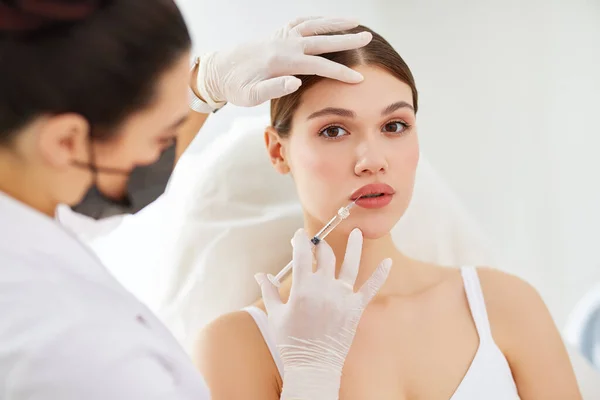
[
  {"x1": 277, "y1": 214, "x2": 417, "y2": 298},
  {"x1": 274, "y1": 224, "x2": 437, "y2": 306},
  {"x1": 315, "y1": 228, "x2": 402, "y2": 291}
]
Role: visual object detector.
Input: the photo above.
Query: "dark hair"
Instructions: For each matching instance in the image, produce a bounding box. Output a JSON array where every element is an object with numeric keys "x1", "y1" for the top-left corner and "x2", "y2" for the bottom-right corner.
[
  {"x1": 0, "y1": 0, "x2": 191, "y2": 144},
  {"x1": 271, "y1": 25, "x2": 418, "y2": 138}
]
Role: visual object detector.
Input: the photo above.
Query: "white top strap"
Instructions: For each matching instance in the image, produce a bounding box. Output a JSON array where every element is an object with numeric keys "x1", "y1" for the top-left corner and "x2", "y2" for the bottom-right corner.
[
  {"x1": 242, "y1": 306, "x2": 284, "y2": 376},
  {"x1": 461, "y1": 266, "x2": 493, "y2": 340}
]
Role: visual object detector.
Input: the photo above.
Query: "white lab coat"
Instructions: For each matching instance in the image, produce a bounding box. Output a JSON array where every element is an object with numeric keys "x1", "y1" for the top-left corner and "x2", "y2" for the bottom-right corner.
[
  {"x1": 0, "y1": 191, "x2": 211, "y2": 399},
  {"x1": 54, "y1": 194, "x2": 176, "y2": 312}
]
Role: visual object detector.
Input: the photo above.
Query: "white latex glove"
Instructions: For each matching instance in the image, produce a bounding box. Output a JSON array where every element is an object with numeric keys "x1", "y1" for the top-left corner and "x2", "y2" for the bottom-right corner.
[
  {"x1": 255, "y1": 228, "x2": 392, "y2": 400},
  {"x1": 196, "y1": 17, "x2": 373, "y2": 108}
]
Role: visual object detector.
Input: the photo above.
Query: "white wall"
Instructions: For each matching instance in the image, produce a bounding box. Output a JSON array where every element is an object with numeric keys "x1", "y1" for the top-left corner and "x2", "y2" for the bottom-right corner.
[
  {"x1": 176, "y1": 0, "x2": 387, "y2": 54},
  {"x1": 547, "y1": 0, "x2": 600, "y2": 327},
  {"x1": 377, "y1": 0, "x2": 600, "y2": 326},
  {"x1": 176, "y1": 0, "x2": 600, "y2": 327}
]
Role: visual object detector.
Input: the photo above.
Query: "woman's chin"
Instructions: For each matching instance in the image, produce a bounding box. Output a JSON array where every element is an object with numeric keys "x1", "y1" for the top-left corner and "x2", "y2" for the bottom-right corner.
[
  {"x1": 345, "y1": 205, "x2": 405, "y2": 240},
  {"x1": 357, "y1": 226, "x2": 393, "y2": 240},
  {"x1": 343, "y1": 219, "x2": 396, "y2": 240}
]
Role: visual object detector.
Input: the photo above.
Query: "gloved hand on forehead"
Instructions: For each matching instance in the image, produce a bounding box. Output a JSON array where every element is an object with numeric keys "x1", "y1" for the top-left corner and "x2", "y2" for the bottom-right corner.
[
  {"x1": 255, "y1": 228, "x2": 392, "y2": 400},
  {"x1": 196, "y1": 16, "x2": 373, "y2": 108}
]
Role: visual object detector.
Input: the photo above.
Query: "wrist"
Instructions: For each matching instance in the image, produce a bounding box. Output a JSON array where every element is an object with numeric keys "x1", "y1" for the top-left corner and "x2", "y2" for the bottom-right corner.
[
  {"x1": 189, "y1": 55, "x2": 226, "y2": 113},
  {"x1": 196, "y1": 53, "x2": 227, "y2": 109},
  {"x1": 189, "y1": 58, "x2": 204, "y2": 100},
  {"x1": 280, "y1": 369, "x2": 342, "y2": 400}
]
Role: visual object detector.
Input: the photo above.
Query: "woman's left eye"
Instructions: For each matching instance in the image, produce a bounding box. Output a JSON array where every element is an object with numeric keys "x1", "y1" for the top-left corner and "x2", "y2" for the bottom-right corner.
[{"x1": 382, "y1": 121, "x2": 409, "y2": 134}]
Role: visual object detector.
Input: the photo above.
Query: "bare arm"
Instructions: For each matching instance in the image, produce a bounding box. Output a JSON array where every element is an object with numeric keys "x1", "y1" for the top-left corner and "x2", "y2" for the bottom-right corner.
[
  {"x1": 193, "y1": 311, "x2": 281, "y2": 400},
  {"x1": 175, "y1": 111, "x2": 209, "y2": 163},
  {"x1": 480, "y1": 268, "x2": 582, "y2": 399}
]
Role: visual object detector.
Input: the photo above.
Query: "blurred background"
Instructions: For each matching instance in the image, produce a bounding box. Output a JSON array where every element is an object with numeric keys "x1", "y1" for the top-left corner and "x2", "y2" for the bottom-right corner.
[{"x1": 174, "y1": 0, "x2": 600, "y2": 331}]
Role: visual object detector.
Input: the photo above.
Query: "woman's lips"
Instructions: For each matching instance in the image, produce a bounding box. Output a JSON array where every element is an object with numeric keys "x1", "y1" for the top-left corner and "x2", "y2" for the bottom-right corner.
[
  {"x1": 354, "y1": 194, "x2": 393, "y2": 209},
  {"x1": 350, "y1": 183, "x2": 395, "y2": 209}
]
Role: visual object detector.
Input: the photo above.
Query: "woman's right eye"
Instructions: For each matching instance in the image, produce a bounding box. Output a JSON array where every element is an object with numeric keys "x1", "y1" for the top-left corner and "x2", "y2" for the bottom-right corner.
[{"x1": 318, "y1": 125, "x2": 349, "y2": 139}]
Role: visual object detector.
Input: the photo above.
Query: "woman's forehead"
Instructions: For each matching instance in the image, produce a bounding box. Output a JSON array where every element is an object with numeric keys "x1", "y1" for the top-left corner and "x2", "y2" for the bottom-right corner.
[{"x1": 295, "y1": 66, "x2": 415, "y2": 120}]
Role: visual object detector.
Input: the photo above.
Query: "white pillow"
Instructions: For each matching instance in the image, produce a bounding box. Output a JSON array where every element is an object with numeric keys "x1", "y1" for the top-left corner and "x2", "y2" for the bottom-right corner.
[{"x1": 157, "y1": 114, "x2": 497, "y2": 350}]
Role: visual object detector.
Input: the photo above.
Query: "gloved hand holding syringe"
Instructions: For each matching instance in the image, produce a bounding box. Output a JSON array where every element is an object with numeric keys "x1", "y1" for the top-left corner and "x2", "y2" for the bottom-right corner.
[
  {"x1": 255, "y1": 195, "x2": 392, "y2": 399},
  {"x1": 267, "y1": 197, "x2": 361, "y2": 287}
]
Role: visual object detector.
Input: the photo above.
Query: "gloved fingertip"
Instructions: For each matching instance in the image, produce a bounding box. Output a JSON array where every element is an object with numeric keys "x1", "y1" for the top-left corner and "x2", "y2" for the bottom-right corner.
[
  {"x1": 291, "y1": 229, "x2": 301, "y2": 245},
  {"x1": 291, "y1": 228, "x2": 312, "y2": 249},
  {"x1": 359, "y1": 31, "x2": 373, "y2": 42},
  {"x1": 294, "y1": 228, "x2": 307, "y2": 239},
  {"x1": 345, "y1": 69, "x2": 364, "y2": 83},
  {"x1": 347, "y1": 227, "x2": 363, "y2": 246},
  {"x1": 382, "y1": 258, "x2": 393, "y2": 270},
  {"x1": 350, "y1": 227, "x2": 363, "y2": 237},
  {"x1": 284, "y1": 77, "x2": 302, "y2": 93}
]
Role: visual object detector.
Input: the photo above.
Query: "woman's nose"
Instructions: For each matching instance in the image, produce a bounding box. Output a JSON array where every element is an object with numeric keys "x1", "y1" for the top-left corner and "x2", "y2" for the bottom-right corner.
[{"x1": 354, "y1": 139, "x2": 389, "y2": 176}]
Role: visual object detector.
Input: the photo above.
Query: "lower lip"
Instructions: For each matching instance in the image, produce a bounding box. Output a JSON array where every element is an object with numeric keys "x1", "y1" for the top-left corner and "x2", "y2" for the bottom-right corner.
[{"x1": 354, "y1": 194, "x2": 393, "y2": 209}]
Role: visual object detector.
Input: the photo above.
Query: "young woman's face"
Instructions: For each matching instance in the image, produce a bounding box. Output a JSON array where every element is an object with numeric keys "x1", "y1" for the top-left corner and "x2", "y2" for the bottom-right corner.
[{"x1": 268, "y1": 65, "x2": 419, "y2": 239}]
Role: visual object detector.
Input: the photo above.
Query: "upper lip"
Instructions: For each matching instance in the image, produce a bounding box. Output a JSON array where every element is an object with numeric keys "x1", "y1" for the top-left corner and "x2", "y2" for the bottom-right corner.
[{"x1": 350, "y1": 183, "x2": 395, "y2": 200}]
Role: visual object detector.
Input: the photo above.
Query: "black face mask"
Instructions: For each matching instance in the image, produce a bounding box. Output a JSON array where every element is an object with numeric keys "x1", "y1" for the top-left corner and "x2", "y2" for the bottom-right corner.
[{"x1": 71, "y1": 141, "x2": 176, "y2": 220}]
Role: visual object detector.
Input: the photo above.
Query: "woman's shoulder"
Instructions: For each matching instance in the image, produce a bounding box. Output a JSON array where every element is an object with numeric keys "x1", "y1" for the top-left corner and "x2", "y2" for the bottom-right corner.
[
  {"x1": 475, "y1": 266, "x2": 543, "y2": 314},
  {"x1": 194, "y1": 308, "x2": 271, "y2": 363},
  {"x1": 193, "y1": 308, "x2": 282, "y2": 397},
  {"x1": 474, "y1": 267, "x2": 556, "y2": 350},
  {"x1": 475, "y1": 267, "x2": 581, "y2": 397},
  {"x1": 420, "y1": 264, "x2": 550, "y2": 346}
]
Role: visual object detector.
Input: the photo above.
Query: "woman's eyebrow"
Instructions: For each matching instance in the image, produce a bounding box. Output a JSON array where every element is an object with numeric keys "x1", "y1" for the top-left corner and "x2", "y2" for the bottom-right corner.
[
  {"x1": 307, "y1": 107, "x2": 355, "y2": 120},
  {"x1": 307, "y1": 101, "x2": 415, "y2": 121},
  {"x1": 382, "y1": 101, "x2": 414, "y2": 116}
]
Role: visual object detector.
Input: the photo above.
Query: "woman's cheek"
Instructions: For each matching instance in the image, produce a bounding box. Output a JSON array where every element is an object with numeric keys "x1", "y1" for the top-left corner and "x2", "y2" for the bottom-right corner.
[
  {"x1": 293, "y1": 146, "x2": 343, "y2": 188},
  {"x1": 289, "y1": 145, "x2": 347, "y2": 217},
  {"x1": 401, "y1": 130, "x2": 420, "y2": 167}
]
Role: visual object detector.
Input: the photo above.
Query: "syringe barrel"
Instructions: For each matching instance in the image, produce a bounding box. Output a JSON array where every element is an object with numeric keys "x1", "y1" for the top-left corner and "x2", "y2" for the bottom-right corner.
[
  {"x1": 313, "y1": 214, "x2": 343, "y2": 244},
  {"x1": 268, "y1": 201, "x2": 355, "y2": 286}
]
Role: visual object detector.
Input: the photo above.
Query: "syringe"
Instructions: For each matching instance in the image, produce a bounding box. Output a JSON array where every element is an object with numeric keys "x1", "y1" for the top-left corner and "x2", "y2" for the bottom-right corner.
[{"x1": 268, "y1": 198, "x2": 360, "y2": 287}]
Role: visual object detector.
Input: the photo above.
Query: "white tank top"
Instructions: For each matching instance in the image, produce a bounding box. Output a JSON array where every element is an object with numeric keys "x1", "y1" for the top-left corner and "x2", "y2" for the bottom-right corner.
[{"x1": 244, "y1": 266, "x2": 520, "y2": 399}]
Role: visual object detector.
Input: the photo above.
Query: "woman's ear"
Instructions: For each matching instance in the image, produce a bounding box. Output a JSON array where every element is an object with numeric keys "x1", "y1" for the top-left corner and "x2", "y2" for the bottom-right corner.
[{"x1": 264, "y1": 126, "x2": 290, "y2": 174}]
